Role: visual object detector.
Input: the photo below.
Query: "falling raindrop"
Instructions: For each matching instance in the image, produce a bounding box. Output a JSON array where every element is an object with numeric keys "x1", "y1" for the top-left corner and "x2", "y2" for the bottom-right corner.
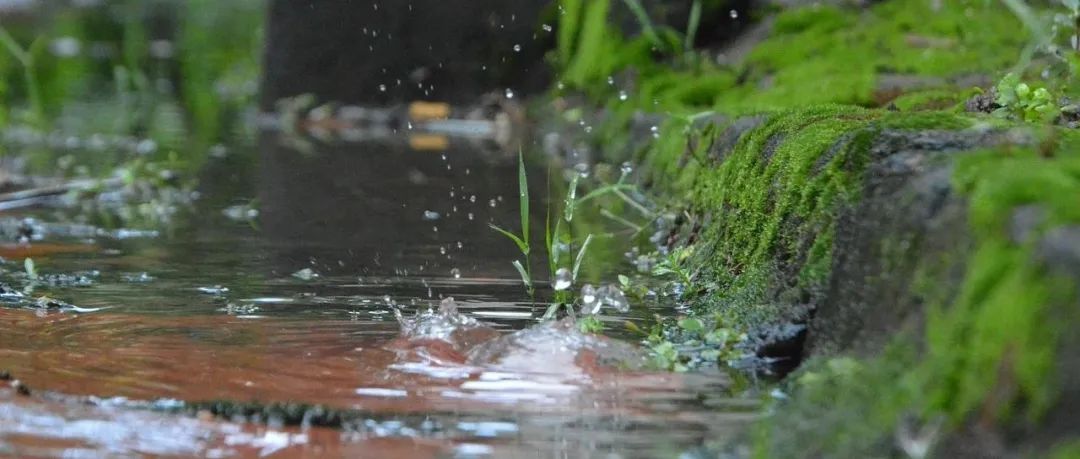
[
  {"x1": 618, "y1": 91, "x2": 628, "y2": 101},
  {"x1": 650, "y1": 125, "x2": 660, "y2": 138},
  {"x1": 378, "y1": 84, "x2": 387, "y2": 92},
  {"x1": 469, "y1": 195, "x2": 477, "y2": 203},
  {"x1": 440, "y1": 246, "x2": 447, "y2": 255},
  {"x1": 729, "y1": 9, "x2": 739, "y2": 19},
  {"x1": 467, "y1": 213, "x2": 475, "y2": 220},
  {"x1": 513, "y1": 44, "x2": 522, "y2": 52},
  {"x1": 422, "y1": 210, "x2": 441, "y2": 221},
  {"x1": 553, "y1": 268, "x2": 572, "y2": 291},
  {"x1": 450, "y1": 268, "x2": 461, "y2": 279},
  {"x1": 489, "y1": 199, "x2": 497, "y2": 207},
  {"x1": 505, "y1": 88, "x2": 515, "y2": 99},
  {"x1": 542, "y1": 24, "x2": 553, "y2": 32}
]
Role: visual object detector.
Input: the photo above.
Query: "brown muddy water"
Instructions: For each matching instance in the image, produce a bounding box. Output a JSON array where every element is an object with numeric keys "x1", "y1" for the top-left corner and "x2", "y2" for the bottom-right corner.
[{"x1": 0, "y1": 133, "x2": 759, "y2": 458}]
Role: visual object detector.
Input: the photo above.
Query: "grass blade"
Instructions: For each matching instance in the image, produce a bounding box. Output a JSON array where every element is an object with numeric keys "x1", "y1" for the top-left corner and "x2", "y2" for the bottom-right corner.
[
  {"x1": 0, "y1": 25, "x2": 29, "y2": 65},
  {"x1": 620, "y1": 0, "x2": 664, "y2": 49},
  {"x1": 572, "y1": 234, "x2": 594, "y2": 282},
  {"x1": 564, "y1": 174, "x2": 579, "y2": 222},
  {"x1": 542, "y1": 303, "x2": 561, "y2": 320},
  {"x1": 511, "y1": 259, "x2": 532, "y2": 290},
  {"x1": 576, "y1": 183, "x2": 636, "y2": 205},
  {"x1": 489, "y1": 223, "x2": 530, "y2": 255},
  {"x1": 600, "y1": 208, "x2": 644, "y2": 232},
  {"x1": 518, "y1": 151, "x2": 529, "y2": 244},
  {"x1": 685, "y1": 0, "x2": 701, "y2": 51}
]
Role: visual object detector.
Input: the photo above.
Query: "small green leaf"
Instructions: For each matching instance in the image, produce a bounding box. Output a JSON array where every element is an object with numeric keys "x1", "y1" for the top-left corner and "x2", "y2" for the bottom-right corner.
[
  {"x1": 578, "y1": 316, "x2": 604, "y2": 333},
  {"x1": 618, "y1": 274, "x2": 630, "y2": 287},
  {"x1": 678, "y1": 317, "x2": 704, "y2": 333},
  {"x1": 489, "y1": 223, "x2": 530, "y2": 255}
]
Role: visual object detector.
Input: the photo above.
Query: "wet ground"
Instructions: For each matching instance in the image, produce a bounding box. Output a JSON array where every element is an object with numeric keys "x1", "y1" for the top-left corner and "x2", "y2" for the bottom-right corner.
[{"x1": 0, "y1": 130, "x2": 758, "y2": 458}]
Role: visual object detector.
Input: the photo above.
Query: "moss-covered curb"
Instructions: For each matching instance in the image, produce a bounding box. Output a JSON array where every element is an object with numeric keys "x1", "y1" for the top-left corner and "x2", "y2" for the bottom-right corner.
[
  {"x1": 549, "y1": 0, "x2": 1080, "y2": 454},
  {"x1": 633, "y1": 107, "x2": 1080, "y2": 456}
]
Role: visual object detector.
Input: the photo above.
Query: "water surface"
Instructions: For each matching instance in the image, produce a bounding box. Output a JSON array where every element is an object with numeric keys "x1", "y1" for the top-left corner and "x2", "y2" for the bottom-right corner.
[{"x1": 0, "y1": 133, "x2": 758, "y2": 457}]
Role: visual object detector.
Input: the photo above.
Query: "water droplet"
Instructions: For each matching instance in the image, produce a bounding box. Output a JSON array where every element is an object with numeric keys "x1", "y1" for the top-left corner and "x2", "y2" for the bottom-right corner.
[
  {"x1": 574, "y1": 162, "x2": 590, "y2": 178},
  {"x1": 607, "y1": 76, "x2": 615, "y2": 85},
  {"x1": 489, "y1": 199, "x2": 497, "y2": 207},
  {"x1": 579, "y1": 284, "x2": 599, "y2": 314},
  {"x1": 556, "y1": 81, "x2": 565, "y2": 90},
  {"x1": 553, "y1": 268, "x2": 572, "y2": 291},
  {"x1": 440, "y1": 246, "x2": 447, "y2": 255},
  {"x1": 467, "y1": 213, "x2": 475, "y2": 220},
  {"x1": 513, "y1": 44, "x2": 522, "y2": 52},
  {"x1": 450, "y1": 268, "x2": 461, "y2": 279},
  {"x1": 457, "y1": 241, "x2": 463, "y2": 249},
  {"x1": 618, "y1": 90, "x2": 628, "y2": 101},
  {"x1": 542, "y1": 24, "x2": 553, "y2": 32},
  {"x1": 469, "y1": 195, "x2": 477, "y2": 203},
  {"x1": 598, "y1": 284, "x2": 630, "y2": 313},
  {"x1": 650, "y1": 125, "x2": 660, "y2": 139},
  {"x1": 422, "y1": 210, "x2": 441, "y2": 221},
  {"x1": 384, "y1": 295, "x2": 393, "y2": 305},
  {"x1": 620, "y1": 162, "x2": 634, "y2": 177},
  {"x1": 378, "y1": 84, "x2": 387, "y2": 92},
  {"x1": 729, "y1": 9, "x2": 739, "y2": 19},
  {"x1": 505, "y1": 88, "x2": 515, "y2": 99}
]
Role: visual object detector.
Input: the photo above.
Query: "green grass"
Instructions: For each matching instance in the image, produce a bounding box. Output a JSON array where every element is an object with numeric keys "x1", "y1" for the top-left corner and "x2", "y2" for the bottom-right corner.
[{"x1": 0, "y1": 25, "x2": 45, "y2": 128}]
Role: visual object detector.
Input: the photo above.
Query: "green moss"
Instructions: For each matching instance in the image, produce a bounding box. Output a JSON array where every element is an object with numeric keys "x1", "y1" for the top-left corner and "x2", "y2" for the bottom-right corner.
[
  {"x1": 889, "y1": 88, "x2": 972, "y2": 112},
  {"x1": 646, "y1": 105, "x2": 882, "y2": 326},
  {"x1": 754, "y1": 348, "x2": 922, "y2": 458},
  {"x1": 557, "y1": 0, "x2": 1030, "y2": 115},
  {"x1": 1049, "y1": 440, "x2": 1080, "y2": 459},
  {"x1": 716, "y1": 0, "x2": 1024, "y2": 112},
  {"x1": 752, "y1": 126, "x2": 1080, "y2": 455},
  {"x1": 921, "y1": 142, "x2": 1080, "y2": 423}
]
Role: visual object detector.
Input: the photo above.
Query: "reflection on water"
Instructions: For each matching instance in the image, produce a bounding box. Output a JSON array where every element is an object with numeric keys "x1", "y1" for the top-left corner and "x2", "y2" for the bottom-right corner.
[{"x1": 0, "y1": 134, "x2": 758, "y2": 457}]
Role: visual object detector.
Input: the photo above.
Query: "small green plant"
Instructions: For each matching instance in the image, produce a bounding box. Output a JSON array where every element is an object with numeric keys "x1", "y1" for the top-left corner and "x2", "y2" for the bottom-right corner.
[
  {"x1": 489, "y1": 151, "x2": 535, "y2": 297},
  {"x1": 0, "y1": 25, "x2": 45, "y2": 128},
  {"x1": 993, "y1": 73, "x2": 1061, "y2": 123},
  {"x1": 652, "y1": 246, "x2": 697, "y2": 287},
  {"x1": 578, "y1": 315, "x2": 604, "y2": 334},
  {"x1": 643, "y1": 313, "x2": 749, "y2": 372}
]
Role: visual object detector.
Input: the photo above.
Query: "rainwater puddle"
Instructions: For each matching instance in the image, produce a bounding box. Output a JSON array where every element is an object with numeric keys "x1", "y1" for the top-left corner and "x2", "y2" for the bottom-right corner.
[{"x1": 0, "y1": 136, "x2": 759, "y2": 457}]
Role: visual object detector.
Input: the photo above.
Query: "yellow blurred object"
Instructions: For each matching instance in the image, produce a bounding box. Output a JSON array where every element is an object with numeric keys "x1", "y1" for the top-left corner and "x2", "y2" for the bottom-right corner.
[
  {"x1": 408, "y1": 134, "x2": 450, "y2": 151},
  {"x1": 408, "y1": 101, "x2": 451, "y2": 121}
]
